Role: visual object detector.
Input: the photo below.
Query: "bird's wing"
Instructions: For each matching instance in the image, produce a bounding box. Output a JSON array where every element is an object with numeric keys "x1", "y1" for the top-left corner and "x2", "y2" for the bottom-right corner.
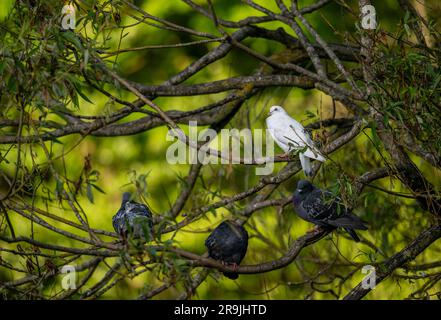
[
  {"x1": 266, "y1": 117, "x2": 289, "y2": 152},
  {"x1": 126, "y1": 202, "x2": 152, "y2": 218},
  {"x1": 302, "y1": 189, "x2": 338, "y2": 221},
  {"x1": 327, "y1": 212, "x2": 368, "y2": 230},
  {"x1": 299, "y1": 129, "x2": 326, "y2": 161},
  {"x1": 302, "y1": 129, "x2": 315, "y2": 147},
  {"x1": 206, "y1": 223, "x2": 248, "y2": 262},
  {"x1": 302, "y1": 148, "x2": 326, "y2": 162},
  {"x1": 267, "y1": 115, "x2": 310, "y2": 151},
  {"x1": 226, "y1": 222, "x2": 248, "y2": 241},
  {"x1": 112, "y1": 209, "x2": 125, "y2": 233},
  {"x1": 205, "y1": 229, "x2": 226, "y2": 260},
  {"x1": 266, "y1": 117, "x2": 277, "y2": 142}
]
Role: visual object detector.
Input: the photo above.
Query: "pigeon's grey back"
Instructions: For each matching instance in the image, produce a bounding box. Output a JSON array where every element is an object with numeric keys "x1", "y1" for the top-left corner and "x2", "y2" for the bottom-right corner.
[
  {"x1": 205, "y1": 221, "x2": 248, "y2": 279},
  {"x1": 292, "y1": 180, "x2": 368, "y2": 242},
  {"x1": 112, "y1": 193, "x2": 153, "y2": 240}
]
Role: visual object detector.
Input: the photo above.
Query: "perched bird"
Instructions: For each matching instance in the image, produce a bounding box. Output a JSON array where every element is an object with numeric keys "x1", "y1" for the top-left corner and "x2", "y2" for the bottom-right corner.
[
  {"x1": 266, "y1": 105, "x2": 326, "y2": 176},
  {"x1": 292, "y1": 180, "x2": 368, "y2": 242},
  {"x1": 205, "y1": 221, "x2": 248, "y2": 280},
  {"x1": 112, "y1": 192, "x2": 153, "y2": 241}
]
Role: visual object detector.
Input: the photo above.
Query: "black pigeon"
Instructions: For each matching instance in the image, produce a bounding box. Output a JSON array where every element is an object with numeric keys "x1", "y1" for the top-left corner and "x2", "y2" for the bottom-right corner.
[
  {"x1": 205, "y1": 221, "x2": 248, "y2": 280},
  {"x1": 112, "y1": 192, "x2": 153, "y2": 241},
  {"x1": 292, "y1": 180, "x2": 368, "y2": 242}
]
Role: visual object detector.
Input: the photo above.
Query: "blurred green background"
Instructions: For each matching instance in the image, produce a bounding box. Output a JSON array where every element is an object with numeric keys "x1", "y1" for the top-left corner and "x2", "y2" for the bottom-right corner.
[{"x1": 0, "y1": 0, "x2": 440, "y2": 299}]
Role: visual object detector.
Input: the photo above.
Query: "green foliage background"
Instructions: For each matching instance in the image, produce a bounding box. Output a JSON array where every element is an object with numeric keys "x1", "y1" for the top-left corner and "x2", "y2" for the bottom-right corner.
[{"x1": 0, "y1": 0, "x2": 440, "y2": 299}]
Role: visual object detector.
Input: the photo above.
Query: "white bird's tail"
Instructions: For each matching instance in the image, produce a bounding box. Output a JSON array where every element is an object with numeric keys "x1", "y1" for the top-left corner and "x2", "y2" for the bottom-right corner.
[
  {"x1": 299, "y1": 153, "x2": 313, "y2": 177},
  {"x1": 303, "y1": 148, "x2": 326, "y2": 162}
]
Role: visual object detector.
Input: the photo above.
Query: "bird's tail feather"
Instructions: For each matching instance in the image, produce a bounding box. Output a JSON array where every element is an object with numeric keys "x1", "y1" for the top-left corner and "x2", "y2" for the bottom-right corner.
[
  {"x1": 303, "y1": 149, "x2": 326, "y2": 162},
  {"x1": 328, "y1": 214, "x2": 368, "y2": 230},
  {"x1": 223, "y1": 272, "x2": 239, "y2": 280},
  {"x1": 344, "y1": 228, "x2": 361, "y2": 242},
  {"x1": 299, "y1": 154, "x2": 313, "y2": 177}
]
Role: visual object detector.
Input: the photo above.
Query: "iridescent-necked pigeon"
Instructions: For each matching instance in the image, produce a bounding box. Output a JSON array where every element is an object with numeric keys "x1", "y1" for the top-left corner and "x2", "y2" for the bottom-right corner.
[
  {"x1": 292, "y1": 180, "x2": 368, "y2": 242},
  {"x1": 205, "y1": 221, "x2": 248, "y2": 279},
  {"x1": 112, "y1": 192, "x2": 153, "y2": 241},
  {"x1": 266, "y1": 105, "x2": 326, "y2": 176}
]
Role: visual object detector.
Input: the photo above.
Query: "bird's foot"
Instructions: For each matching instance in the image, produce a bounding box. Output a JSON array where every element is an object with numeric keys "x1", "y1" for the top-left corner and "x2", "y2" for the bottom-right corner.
[
  {"x1": 230, "y1": 263, "x2": 239, "y2": 272},
  {"x1": 221, "y1": 261, "x2": 239, "y2": 271},
  {"x1": 307, "y1": 225, "x2": 322, "y2": 234},
  {"x1": 278, "y1": 153, "x2": 291, "y2": 160}
]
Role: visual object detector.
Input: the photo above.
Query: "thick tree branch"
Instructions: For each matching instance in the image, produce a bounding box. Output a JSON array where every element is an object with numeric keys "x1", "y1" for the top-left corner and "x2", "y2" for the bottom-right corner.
[{"x1": 344, "y1": 224, "x2": 441, "y2": 300}]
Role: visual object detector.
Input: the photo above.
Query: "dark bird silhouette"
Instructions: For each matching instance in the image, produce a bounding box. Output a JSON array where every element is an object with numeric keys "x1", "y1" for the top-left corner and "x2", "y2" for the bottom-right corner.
[
  {"x1": 205, "y1": 221, "x2": 248, "y2": 279},
  {"x1": 292, "y1": 180, "x2": 368, "y2": 242},
  {"x1": 112, "y1": 192, "x2": 153, "y2": 241}
]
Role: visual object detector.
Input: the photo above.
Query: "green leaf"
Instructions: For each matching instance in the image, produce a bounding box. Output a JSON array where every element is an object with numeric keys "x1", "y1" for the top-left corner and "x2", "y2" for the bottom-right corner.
[
  {"x1": 90, "y1": 183, "x2": 106, "y2": 194},
  {"x1": 52, "y1": 82, "x2": 66, "y2": 98},
  {"x1": 0, "y1": 0, "x2": 14, "y2": 21},
  {"x1": 369, "y1": 122, "x2": 381, "y2": 147},
  {"x1": 0, "y1": 61, "x2": 6, "y2": 74},
  {"x1": 163, "y1": 239, "x2": 173, "y2": 248},
  {"x1": 72, "y1": 82, "x2": 94, "y2": 104},
  {"x1": 55, "y1": 179, "x2": 64, "y2": 197},
  {"x1": 83, "y1": 49, "x2": 90, "y2": 68},
  {"x1": 7, "y1": 76, "x2": 17, "y2": 93},
  {"x1": 403, "y1": 11, "x2": 410, "y2": 23},
  {"x1": 147, "y1": 246, "x2": 157, "y2": 257},
  {"x1": 86, "y1": 183, "x2": 94, "y2": 203},
  {"x1": 305, "y1": 110, "x2": 316, "y2": 119},
  {"x1": 61, "y1": 31, "x2": 83, "y2": 51},
  {"x1": 71, "y1": 89, "x2": 79, "y2": 109}
]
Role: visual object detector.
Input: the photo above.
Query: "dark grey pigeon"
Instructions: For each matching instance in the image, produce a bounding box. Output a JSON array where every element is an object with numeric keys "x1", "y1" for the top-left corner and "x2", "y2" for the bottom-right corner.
[
  {"x1": 112, "y1": 192, "x2": 153, "y2": 241},
  {"x1": 292, "y1": 180, "x2": 368, "y2": 242},
  {"x1": 205, "y1": 221, "x2": 248, "y2": 280}
]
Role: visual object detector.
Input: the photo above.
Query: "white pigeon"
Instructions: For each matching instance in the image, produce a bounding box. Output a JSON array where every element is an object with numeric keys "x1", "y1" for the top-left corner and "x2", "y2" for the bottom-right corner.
[{"x1": 266, "y1": 105, "x2": 326, "y2": 176}]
